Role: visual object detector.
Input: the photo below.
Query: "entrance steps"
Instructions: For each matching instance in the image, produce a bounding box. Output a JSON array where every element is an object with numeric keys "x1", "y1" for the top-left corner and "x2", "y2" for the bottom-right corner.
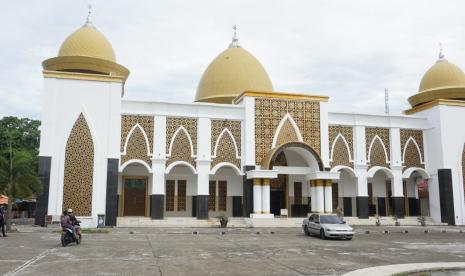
[
  {"x1": 116, "y1": 216, "x2": 446, "y2": 227},
  {"x1": 344, "y1": 216, "x2": 446, "y2": 226}
]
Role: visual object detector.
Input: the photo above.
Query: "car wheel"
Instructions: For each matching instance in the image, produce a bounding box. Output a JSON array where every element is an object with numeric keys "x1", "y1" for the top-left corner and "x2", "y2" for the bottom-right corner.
[
  {"x1": 346, "y1": 237, "x2": 353, "y2": 240},
  {"x1": 304, "y1": 226, "x2": 310, "y2": 236},
  {"x1": 320, "y1": 229, "x2": 326, "y2": 240}
]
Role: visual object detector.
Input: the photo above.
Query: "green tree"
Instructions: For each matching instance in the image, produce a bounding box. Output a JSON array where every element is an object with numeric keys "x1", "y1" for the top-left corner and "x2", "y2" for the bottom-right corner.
[
  {"x1": 0, "y1": 116, "x2": 41, "y2": 231},
  {"x1": 0, "y1": 149, "x2": 41, "y2": 231}
]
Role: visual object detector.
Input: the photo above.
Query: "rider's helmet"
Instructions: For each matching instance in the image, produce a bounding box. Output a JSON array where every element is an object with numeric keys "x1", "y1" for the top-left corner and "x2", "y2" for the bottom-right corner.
[{"x1": 67, "y1": 208, "x2": 73, "y2": 214}]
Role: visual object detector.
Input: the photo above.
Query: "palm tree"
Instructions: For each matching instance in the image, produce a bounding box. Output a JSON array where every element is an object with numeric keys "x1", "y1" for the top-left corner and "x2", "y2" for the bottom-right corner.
[{"x1": 0, "y1": 144, "x2": 41, "y2": 231}]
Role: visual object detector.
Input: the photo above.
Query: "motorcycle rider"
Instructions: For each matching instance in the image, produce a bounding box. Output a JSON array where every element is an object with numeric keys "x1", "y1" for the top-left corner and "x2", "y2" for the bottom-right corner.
[
  {"x1": 67, "y1": 209, "x2": 80, "y2": 238},
  {"x1": 60, "y1": 209, "x2": 76, "y2": 239}
]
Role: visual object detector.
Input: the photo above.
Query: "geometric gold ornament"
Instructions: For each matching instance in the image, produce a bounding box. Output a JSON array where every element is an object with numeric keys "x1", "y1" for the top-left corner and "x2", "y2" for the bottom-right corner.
[{"x1": 62, "y1": 113, "x2": 94, "y2": 216}]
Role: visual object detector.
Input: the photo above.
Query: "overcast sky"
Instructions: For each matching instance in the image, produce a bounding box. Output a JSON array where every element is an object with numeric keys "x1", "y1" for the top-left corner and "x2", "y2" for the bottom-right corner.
[{"x1": 2, "y1": 0, "x2": 465, "y2": 119}]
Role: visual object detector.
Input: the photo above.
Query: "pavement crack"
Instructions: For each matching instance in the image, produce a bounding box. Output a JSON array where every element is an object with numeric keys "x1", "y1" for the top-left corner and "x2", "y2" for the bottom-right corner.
[{"x1": 146, "y1": 234, "x2": 163, "y2": 276}]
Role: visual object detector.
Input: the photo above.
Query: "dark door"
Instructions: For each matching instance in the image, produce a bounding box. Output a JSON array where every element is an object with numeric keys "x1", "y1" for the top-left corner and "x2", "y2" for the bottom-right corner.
[
  {"x1": 270, "y1": 190, "x2": 285, "y2": 216},
  {"x1": 124, "y1": 178, "x2": 146, "y2": 216}
]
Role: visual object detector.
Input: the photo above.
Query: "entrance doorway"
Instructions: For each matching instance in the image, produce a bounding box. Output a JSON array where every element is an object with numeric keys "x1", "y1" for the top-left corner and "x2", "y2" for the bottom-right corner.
[
  {"x1": 123, "y1": 177, "x2": 147, "y2": 216},
  {"x1": 270, "y1": 174, "x2": 287, "y2": 216}
]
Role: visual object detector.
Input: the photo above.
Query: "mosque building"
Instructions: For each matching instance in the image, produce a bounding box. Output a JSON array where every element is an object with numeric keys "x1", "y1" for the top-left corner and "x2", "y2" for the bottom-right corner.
[{"x1": 35, "y1": 14, "x2": 465, "y2": 227}]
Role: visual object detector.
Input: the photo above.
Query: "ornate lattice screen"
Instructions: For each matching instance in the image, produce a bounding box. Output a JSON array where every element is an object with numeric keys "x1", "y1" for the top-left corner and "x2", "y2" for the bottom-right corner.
[
  {"x1": 166, "y1": 180, "x2": 175, "y2": 211},
  {"x1": 218, "y1": 181, "x2": 227, "y2": 211},
  {"x1": 177, "y1": 180, "x2": 186, "y2": 211},
  {"x1": 62, "y1": 113, "x2": 94, "y2": 216},
  {"x1": 209, "y1": 181, "x2": 216, "y2": 211}
]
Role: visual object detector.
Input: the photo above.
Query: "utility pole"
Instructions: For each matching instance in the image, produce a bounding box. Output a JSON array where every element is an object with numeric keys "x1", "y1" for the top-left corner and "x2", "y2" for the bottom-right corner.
[{"x1": 384, "y1": 88, "x2": 390, "y2": 115}]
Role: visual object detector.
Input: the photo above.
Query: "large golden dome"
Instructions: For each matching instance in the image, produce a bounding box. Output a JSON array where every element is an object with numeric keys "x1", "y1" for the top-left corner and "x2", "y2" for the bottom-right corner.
[
  {"x1": 195, "y1": 35, "x2": 273, "y2": 104},
  {"x1": 409, "y1": 54, "x2": 465, "y2": 107},
  {"x1": 43, "y1": 17, "x2": 129, "y2": 81}
]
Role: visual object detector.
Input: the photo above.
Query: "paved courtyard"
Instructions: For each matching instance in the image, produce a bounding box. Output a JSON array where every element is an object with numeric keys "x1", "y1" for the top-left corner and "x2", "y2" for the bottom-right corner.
[{"x1": 1, "y1": 226, "x2": 465, "y2": 275}]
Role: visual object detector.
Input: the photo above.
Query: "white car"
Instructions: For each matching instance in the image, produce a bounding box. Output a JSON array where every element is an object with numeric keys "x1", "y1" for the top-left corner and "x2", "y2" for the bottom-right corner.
[{"x1": 302, "y1": 214, "x2": 354, "y2": 240}]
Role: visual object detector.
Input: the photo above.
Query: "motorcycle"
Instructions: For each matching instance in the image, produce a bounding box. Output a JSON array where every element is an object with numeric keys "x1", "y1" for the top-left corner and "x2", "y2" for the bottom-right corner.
[{"x1": 61, "y1": 225, "x2": 82, "y2": 246}]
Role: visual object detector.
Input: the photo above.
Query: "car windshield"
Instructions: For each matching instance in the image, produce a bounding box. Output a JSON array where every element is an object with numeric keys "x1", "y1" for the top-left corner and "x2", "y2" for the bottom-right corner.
[{"x1": 319, "y1": 216, "x2": 343, "y2": 224}]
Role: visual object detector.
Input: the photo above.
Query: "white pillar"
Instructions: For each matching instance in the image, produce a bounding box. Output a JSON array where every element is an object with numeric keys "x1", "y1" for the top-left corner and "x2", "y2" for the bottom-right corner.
[
  {"x1": 314, "y1": 180, "x2": 325, "y2": 213},
  {"x1": 262, "y1": 179, "x2": 270, "y2": 214},
  {"x1": 310, "y1": 181, "x2": 316, "y2": 212},
  {"x1": 196, "y1": 160, "x2": 210, "y2": 196},
  {"x1": 253, "y1": 179, "x2": 262, "y2": 214},
  {"x1": 151, "y1": 159, "x2": 166, "y2": 195},
  {"x1": 354, "y1": 165, "x2": 369, "y2": 197},
  {"x1": 324, "y1": 180, "x2": 333, "y2": 213},
  {"x1": 391, "y1": 166, "x2": 404, "y2": 197}
]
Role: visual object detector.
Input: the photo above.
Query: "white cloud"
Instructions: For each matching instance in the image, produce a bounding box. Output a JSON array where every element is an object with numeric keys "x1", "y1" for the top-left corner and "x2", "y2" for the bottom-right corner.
[{"x1": 1, "y1": 0, "x2": 465, "y2": 119}]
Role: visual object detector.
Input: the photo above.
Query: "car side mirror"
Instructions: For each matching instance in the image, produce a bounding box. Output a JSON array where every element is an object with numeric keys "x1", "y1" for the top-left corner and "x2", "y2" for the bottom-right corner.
[
  {"x1": 342, "y1": 221, "x2": 346, "y2": 224},
  {"x1": 315, "y1": 221, "x2": 319, "y2": 224}
]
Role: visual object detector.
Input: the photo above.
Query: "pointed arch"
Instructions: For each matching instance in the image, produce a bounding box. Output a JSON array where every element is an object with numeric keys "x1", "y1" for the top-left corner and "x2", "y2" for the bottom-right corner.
[
  {"x1": 368, "y1": 135, "x2": 389, "y2": 167},
  {"x1": 211, "y1": 128, "x2": 241, "y2": 169},
  {"x1": 122, "y1": 123, "x2": 151, "y2": 156},
  {"x1": 213, "y1": 128, "x2": 240, "y2": 158},
  {"x1": 330, "y1": 133, "x2": 353, "y2": 167},
  {"x1": 166, "y1": 126, "x2": 196, "y2": 168},
  {"x1": 168, "y1": 126, "x2": 194, "y2": 158},
  {"x1": 120, "y1": 124, "x2": 152, "y2": 167},
  {"x1": 272, "y1": 113, "x2": 303, "y2": 148},
  {"x1": 63, "y1": 113, "x2": 94, "y2": 216},
  {"x1": 402, "y1": 137, "x2": 424, "y2": 164}
]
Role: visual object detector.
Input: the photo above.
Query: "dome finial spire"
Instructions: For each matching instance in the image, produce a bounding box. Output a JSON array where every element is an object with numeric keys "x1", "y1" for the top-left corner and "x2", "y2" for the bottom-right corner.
[
  {"x1": 437, "y1": 42, "x2": 446, "y2": 63},
  {"x1": 83, "y1": 4, "x2": 94, "y2": 28},
  {"x1": 229, "y1": 24, "x2": 241, "y2": 48}
]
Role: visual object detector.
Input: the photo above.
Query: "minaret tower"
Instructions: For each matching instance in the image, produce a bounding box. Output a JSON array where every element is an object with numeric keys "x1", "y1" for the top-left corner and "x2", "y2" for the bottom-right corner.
[{"x1": 36, "y1": 8, "x2": 129, "y2": 227}]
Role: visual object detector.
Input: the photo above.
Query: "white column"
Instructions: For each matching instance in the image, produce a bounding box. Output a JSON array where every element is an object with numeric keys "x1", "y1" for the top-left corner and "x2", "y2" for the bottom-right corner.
[
  {"x1": 319, "y1": 101, "x2": 330, "y2": 168},
  {"x1": 196, "y1": 118, "x2": 211, "y2": 196},
  {"x1": 152, "y1": 116, "x2": 167, "y2": 195},
  {"x1": 353, "y1": 125, "x2": 369, "y2": 198},
  {"x1": 261, "y1": 179, "x2": 270, "y2": 214},
  {"x1": 310, "y1": 181, "x2": 316, "y2": 212},
  {"x1": 314, "y1": 180, "x2": 325, "y2": 213},
  {"x1": 253, "y1": 179, "x2": 262, "y2": 214},
  {"x1": 354, "y1": 165, "x2": 369, "y2": 197},
  {"x1": 324, "y1": 180, "x2": 333, "y2": 213},
  {"x1": 151, "y1": 159, "x2": 166, "y2": 195},
  {"x1": 389, "y1": 127, "x2": 404, "y2": 198},
  {"x1": 243, "y1": 97, "x2": 256, "y2": 166},
  {"x1": 391, "y1": 167, "x2": 404, "y2": 197}
]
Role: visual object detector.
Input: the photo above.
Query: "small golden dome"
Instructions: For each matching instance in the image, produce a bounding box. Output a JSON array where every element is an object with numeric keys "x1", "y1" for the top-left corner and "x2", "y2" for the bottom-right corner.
[
  {"x1": 195, "y1": 41, "x2": 273, "y2": 104},
  {"x1": 58, "y1": 25, "x2": 116, "y2": 62},
  {"x1": 42, "y1": 18, "x2": 129, "y2": 81},
  {"x1": 409, "y1": 55, "x2": 465, "y2": 107}
]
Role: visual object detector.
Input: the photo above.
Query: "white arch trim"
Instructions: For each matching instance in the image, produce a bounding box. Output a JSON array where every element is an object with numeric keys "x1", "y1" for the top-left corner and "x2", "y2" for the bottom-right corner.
[
  {"x1": 210, "y1": 162, "x2": 243, "y2": 176},
  {"x1": 167, "y1": 126, "x2": 195, "y2": 158},
  {"x1": 402, "y1": 137, "x2": 424, "y2": 164},
  {"x1": 212, "y1": 128, "x2": 240, "y2": 159},
  {"x1": 367, "y1": 135, "x2": 389, "y2": 164},
  {"x1": 330, "y1": 133, "x2": 353, "y2": 162},
  {"x1": 120, "y1": 159, "x2": 152, "y2": 173},
  {"x1": 272, "y1": 113, "x2": 303, "y2": 148},
  {"x1": 121, "y1": 123, "x2": 152, "y2": 156},
  {"x1": 165, "y1": 161, "x2": 197, "y2": 174},
  {"x1": 367, "y1": 166, "x2": 394, "y2": 179},
  {"x1": 330, "y1": 165, "x2": 357, "y2": 178},
  {"x1": 402, "y1": 167, "x2": 429, "y2": 179}
]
